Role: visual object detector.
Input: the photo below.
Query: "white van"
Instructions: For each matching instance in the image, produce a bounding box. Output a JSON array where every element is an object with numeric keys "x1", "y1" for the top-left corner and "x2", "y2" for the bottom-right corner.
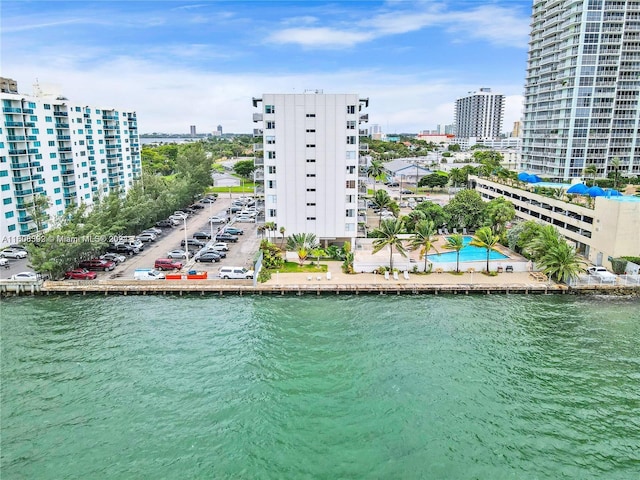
[
  {"x1": 218, "y1": 266, "x2": 254, "y2": 279},
  {"x1": 134, "y1": 268, "x2": 166, "y2": 280}
]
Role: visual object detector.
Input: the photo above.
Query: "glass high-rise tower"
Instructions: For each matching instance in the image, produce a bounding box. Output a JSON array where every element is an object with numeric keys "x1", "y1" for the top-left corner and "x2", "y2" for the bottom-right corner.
[{"x1": 521, "y1": 0, "x2": 640, "y2": 180}]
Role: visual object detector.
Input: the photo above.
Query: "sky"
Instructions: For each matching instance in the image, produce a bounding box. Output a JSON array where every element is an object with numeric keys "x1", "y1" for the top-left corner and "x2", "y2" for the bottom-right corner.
[{"x1": 1, "y1": 0, "x2": 534, "y2": 135}]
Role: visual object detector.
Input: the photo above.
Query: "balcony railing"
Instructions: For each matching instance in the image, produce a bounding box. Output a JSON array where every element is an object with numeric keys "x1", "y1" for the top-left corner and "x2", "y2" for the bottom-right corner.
[
  {"x1": 253, "y1": 113, "x2": 263, "y2": 122},
  {"x1": 54, "y1": 111, "x2": 68, "y2": 117},
  {"x1": 253, "y1": 128, "x2": 263, "y2": 137}
]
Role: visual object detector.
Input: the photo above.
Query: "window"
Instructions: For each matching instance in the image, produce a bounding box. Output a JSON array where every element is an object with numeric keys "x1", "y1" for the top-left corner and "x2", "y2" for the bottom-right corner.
[
  {"x1": 55, "y1": 199, "x2": 62, "y2": 205},
  {"x1": 267, "y1": 151, "x2": 276, "y2": 159},
  {"x1": 51, "y1": 164, "x2": 58, "y2": 170},
  {"x1": 345, "y1": 223, "x2": 355, "y2": 232},
  {"x1": 306, "y1": 202, "x2": 316, "y2": 206},
  {"x1": 347, "y1": 136, "x2": 356, "y2": 144},
  {"x1": 44, "y1": 104, "x2": 51, "y2": 110},
  {"x1": 1, "y1": 184, "x2": 10, "y2": 191},
  {"x1": 346, "y1": 180, "x2": 356, "y2": 189},
  {"x1": 268, "y1": 209, "x2": 277, "y2": 217},
  {"x1": 306, "y1": 188, "x2": 316, "y2": 192},
  {"x1": 346, "y1": 209, "x2": 355, "y2": 217},
  {"x1": 346, "y1": 151, "x2": 356, "y2": 159},
  {"x1": 346, "y1": 120, "x2": 356, "y2": 130},
  {"x1": 267, "y1": 180, "x2": 276, "y2": 189},
  {"x1": 306, "y1": 173, "x2": 316, "y2": 177},
  {"x1": 306, "y1": 129, "x2": 316, "y2": 133},
  {"x1": 265, "y1": 105, "x2": 275, "y2": 114},
  {"x1": 5, "y1": 211, "x2": 14, "y2": 219},
  {"x1": 54, "y1": 187, "x2": 61, "y2": 194},
  {"x1": 7, "y1": 224, "x2": 15, "y2": 232},
  {"x1": 346, "y1": 165, "x2": 355, "y2": 174},
  {"x1": 0, "y1": 170, "x2": 8, "y2": 177},
  {"x1": 267, "y1": 166, "x2": 276, "y2": 174},
  {"x1": 347, "y1": 105, "x2": 356, "y2": 114},
  {"x1": 266, "y1": 135, "x2": 275, "y2": 144},
  {"x1": 266, "y1": 121, "x2": 276, "y2": 129},
  {"x1": 267, "y1": 195, "x2": 277, "y2": 203},
  {"x1": 306, "y1": 144, "x2": 316, "y2": 148},
  {"x1": 346, "y1": 195, "x2": 355, "y2": 203},
  {"x1": 305, "y1": 113, "x2": 316, "y2": 118},
  {"x1": 3, "y1": 198, "x2": 11, "y2": 205},
  {"x1": 48, "y1": 141, "x2": 55, "y2": 147},
  {"x1": 306, "y1": 159, "x2": 316, "y2": 163},
  {"x1": 52, "y1": 176, "x2": 59, "y2": 182},
  {"x1": 32, "y1": 128, "x2": 39, "y2": 134},
  {"x1": 306, "y1": 217, "x2": 316, "y2": 220}
]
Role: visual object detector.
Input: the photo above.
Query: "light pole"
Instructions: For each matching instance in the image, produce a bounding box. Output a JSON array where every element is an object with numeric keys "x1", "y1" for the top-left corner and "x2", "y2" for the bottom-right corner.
[
  {"x1": 209, "y1": 199, "x2": 214, "y2": 241},
  {"x1": 183, "y1": 216, "x2": 189, "y2": 263}
]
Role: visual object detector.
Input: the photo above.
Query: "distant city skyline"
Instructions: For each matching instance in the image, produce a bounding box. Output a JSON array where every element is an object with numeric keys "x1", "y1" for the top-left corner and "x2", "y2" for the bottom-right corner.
[{"x1": 2, "y1": 0, "x2": 533, "y2": 134}]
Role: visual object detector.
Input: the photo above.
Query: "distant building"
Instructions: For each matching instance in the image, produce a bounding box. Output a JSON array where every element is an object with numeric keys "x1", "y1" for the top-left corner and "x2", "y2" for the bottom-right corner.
[
  {"x1": 416, "y1": 133, "x2": 455, "y2": 145},
  {"x1": 383, "y1": 159, "x2": 432, "y2": 184},
  {"x1": 436, "y1": 124, "x2": 455, "y2": 135},
  {"x1": 217, "y1": 125, "x2": 223, "y2": 136},
  {"x1": 511, "y1": 121, "x2": 522, "y2": 138},
  {"x1": 252, "y1": 92, "x2": 369, "y2": 242},
  {"x1": 0, "y1": 82, "x2": 141, "y2": 241},
  {"x1": 0, "y1": 77, "x2": 18, "y2": 94},
  {"x1": 454, "y1": 88, "x2": 505, "y2": 141},
  {"x1": 190, "y1": 125, "x2": 196, "y2": 136}
]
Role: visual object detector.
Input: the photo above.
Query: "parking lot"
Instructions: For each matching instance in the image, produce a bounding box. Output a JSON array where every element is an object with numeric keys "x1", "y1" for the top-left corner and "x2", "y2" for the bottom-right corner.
[{"x1": 1, "y1": 194, "x2": 262, "y2": 281}]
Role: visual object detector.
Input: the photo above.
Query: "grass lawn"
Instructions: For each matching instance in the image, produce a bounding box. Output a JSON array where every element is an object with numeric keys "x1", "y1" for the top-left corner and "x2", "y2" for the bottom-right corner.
[
  {"x1": 273, "y1": 261, "x2": 328, "y2": 273},
  {"x1": 209, "y1": 184, "x2": 256, "y2": 194}
]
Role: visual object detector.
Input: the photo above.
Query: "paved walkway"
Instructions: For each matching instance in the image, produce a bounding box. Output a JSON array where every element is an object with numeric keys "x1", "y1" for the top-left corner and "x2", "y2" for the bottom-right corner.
[{"x1": 265, "y1": 261, "x2": 549, "y2": 288}]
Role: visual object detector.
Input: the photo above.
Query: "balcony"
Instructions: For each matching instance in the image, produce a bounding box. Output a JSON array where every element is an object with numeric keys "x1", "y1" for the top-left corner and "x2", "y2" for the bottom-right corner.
[
  {"x1": 63, "y1": 181, "x2": 76, "y2": 187},
  {"x1": 253, "y1": 128, "x2": 263, "y2": 137},
  {"x1": 254, "y1": 157, "x2": 264, "y2": 166},
  {"x1": 56, "y1": 135, "x2": 71, "y2": 140},
  {"x1": 253, "y1": 113, "x2": 263, "y2": 122},
  {"x1": 10, "y1": 162, "x2": 29, "y2": 169},
  {"x1": 55, "y1": 122, "x2": 70, "y2": 128},
  {"x1": 61, "y1": 169, "x2": 75, "y2": 175},
  {"x1": 59, "y1": 147, "x2": 72, "y2": 152},
  {"x1": 105, "y1": 144, "x2": 119, "y2": 149},
  {"x1": 2, "y1": 107, "x2": 22, "y2": 113},
  {"x1": 54, "y1": 111, "x2": 68, "y2": 117},
  {"x1": 59, "y1": 157, "x2": 73, "y2": 164},
  {"x1": 15, "y1": 189, "x2": 33, "y2": 197},
  {"x1": 5, "y1": 121, "x2": 24, "y2": 127},
  {"x1": 6, "y1": 135, "x2": 26, "y2": 141},
  {"x1": 253, "y1": 143, "x2": 263, "y2": 152},
  {"x1": 359, "y1": 114, "x2": 369, "y2": 122},
  {"x1": 359, "y1": 144, "x2": 369, "y2": 152},
  {"x1": 27, "y1": 149, "x2": 39, "y2": 154},
  {"x1": 12, "y1": 175, "x2": 32, "y2": 183},
  {"x1": 9, "y1": 149, "x2": 27, "y2": 155},
  {"x1": 63, "y1": 191, "x2": 75, "y2": 199}
]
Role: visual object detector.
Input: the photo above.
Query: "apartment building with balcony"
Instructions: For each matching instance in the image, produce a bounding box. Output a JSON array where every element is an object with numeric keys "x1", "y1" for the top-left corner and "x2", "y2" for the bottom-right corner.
[
  {"x1": 252, "y1": 92, "x2": 369, "y2": 244},
  {"x1": 0, "y1": 82, "x2": 141, "y2": 239},
  {"x1": 521, "y1": 0, "x2": 640, "y2": 180},
  {"x1": 454, "y1": 88, "x2": 505, "y2": 142},
  {"x1": 470, "y1": 175, "x2": 640, "y2": 270}
]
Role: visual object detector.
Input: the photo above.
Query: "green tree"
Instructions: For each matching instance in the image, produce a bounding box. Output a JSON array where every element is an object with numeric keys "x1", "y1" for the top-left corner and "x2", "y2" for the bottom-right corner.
[
  {"x1": 27, "y1": 194, "x2": 51, "y2": 232},
  {"x1": 609, "y1": 157, "x2": 622, "y2": 189},
  {"x1": 415, "y1": 201, "x2": 449, "y2": 228},
  {"x1": 444, "y1": 189, "x2": 486, "y2": 230},
  {"x1": 259, "y1": 239, "x2": 285, "y2": 269},
  {"x1": 529, "y1": 225, "x2": 561, "y2": 261},
  {"x1": 366, "y1": 160, "x2": 385, "y2": 193},
  {"x1": 445, "y1": 233, "x2": 465, "y2": 273},
  {"x1": 484, "y1": 197, "x2": 516, "y2": 237},
  {"x1": 402, "y1": 210, "x2": 426, "y2": 233},
  {"x1": 583, "y1": 163, "x2": 598, "y2": 186},
  {"x1": 418, "y1": 172, "x2": 448, "y2": 189},
  {"x1": 372, "y1": 218, "x2": 407, "y2": 270},
  {"x1": 233, "y1": 159, "x2": 256, "y2": 178},
  {"x1": 448, "y1": 168, "x2": 467, "y2": 188},
  {"x1": 286, "y1": 233, "x2": 318, "y2": 266},
  {"x1": 371, "y1": 189, "x2": 393, "y2": 225},
  {"x1": 538, "y1": 241, "x2": 586, "y2": 284},
  {"x1": 469, "y1": 226, "x2": 500, "y2": 272},
  {"x1": 279, "y1": 226, "x2": 286, "y2": 248},
  {"x1": 409, "y1": 220, "x2": 439, "y2": 272}
]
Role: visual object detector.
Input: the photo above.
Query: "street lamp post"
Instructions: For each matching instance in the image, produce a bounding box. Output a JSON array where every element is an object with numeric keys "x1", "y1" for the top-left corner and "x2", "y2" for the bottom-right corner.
[{"x1": 209, "y1": 200, "x2": 214, "y2": 241}]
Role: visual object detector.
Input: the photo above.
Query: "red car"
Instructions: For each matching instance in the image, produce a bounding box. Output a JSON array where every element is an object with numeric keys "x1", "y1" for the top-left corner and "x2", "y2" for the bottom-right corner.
[
  {"x1": 154, "y1": 258, "x2": 183, "y2": 271},
  {"x1": 64, "y1": 268, "x2": 98, "y2": 280},
  {"x1": 78, "y1": 258, "x2": 116, "y2": 271}
]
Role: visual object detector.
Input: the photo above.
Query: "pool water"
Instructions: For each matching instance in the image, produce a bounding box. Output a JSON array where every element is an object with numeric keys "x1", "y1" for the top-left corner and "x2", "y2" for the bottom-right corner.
[{"x1": 428, "y1": 236, "x2": 509, "y2": 263}]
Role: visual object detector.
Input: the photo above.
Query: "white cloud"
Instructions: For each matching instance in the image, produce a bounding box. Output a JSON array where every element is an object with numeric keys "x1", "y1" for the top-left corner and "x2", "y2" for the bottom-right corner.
[{"x1": 267, "y1": 27, "x2": 373, "y2": 48}]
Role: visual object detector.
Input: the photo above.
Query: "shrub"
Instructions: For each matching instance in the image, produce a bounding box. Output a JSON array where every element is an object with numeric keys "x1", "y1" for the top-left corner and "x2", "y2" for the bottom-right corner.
[
  {"x1": 257, "y1": 268, "x2": 272, "y2": 283},
  {"x1": 611, "y1": 258, "x2": 628, "y2": 274}
]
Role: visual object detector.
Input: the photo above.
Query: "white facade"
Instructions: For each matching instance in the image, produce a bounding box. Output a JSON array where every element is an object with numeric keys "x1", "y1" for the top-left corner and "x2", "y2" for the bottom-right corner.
[
  {"x1": 454, "y1": 88, "x2": 505, "y2": 140},
  {"x1": 522, "y1": 0, "x2": 640, "y2": 180},
  {"x1": 1, "y1": 90, "x2": 141, "y2": 240},
  {"x1": 252, "y1": 93, "x2": 369, "y2": 242}
]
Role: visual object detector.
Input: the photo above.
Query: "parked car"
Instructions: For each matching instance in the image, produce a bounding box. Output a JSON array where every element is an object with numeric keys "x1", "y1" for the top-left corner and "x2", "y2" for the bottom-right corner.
[
  {"x1": 100, "y1": 253, "x2": 126, "y2": 264},
  {"x1": 208, "y1": 216, "x2": 227, "y2": 224},
  {"x1": 587, "y1": 266, "x2": 617, "y2": 283},
  {"x1": 235, "y1": 215, "x2": 255, "y2": 223},
  {"x1": 218, "y1": 266, "x2": 254, "y2": 279},
  {"x1": 154, "y1": 258, "x2": 183, "y2": 271},
  {"x1": 106, "y1": 243, "x2": 138, "y2": 256},
  {"x1": 10, "y1": 271, "x2": 38, "y2": 280},
  {"x1": 143, "y1": 227, "x2": 163, "y2": 235},
  {"x1": 78, "y1": 258, "x2": 116, "y2": 271},
  {"x1": 155, "y1": 219, "x2": 175, "y2": 228},
  {"x1": 400, "y1": 189, "x2": 413, "y2": 195},
  {"x1": 0, "y1": 247, "x2": 28, "y2": 259},
  {"x1": 180, "y1": 239, "x2": 205, "y2": 248},
  {"x1": 229, "y1": 205, "x2": 244, "y2": 213},
  {"x1": 189, "y1": 203, "x2": 205, "y2": 210},
  {"x1": 224, "y1": 227, "x2": 244, "y2": 235},
  {"x1": 194, "y1": 251, "x2": 222, "y2": 263},
  {"x1": 0, "y1": 258, "x2": 8, "y2": 267},
  {"x1": 136, "y1": 232, "x2": 157, "y2": 243},
  {"x1": 64, "y1": 268, "x2": 97, "y2": 280},
  {"x1": 173, "y1": 211, "x2": 188, "y2": 219},
  {"x1": 199, "y1": 197, "x2": 217, "y2": 204},
  {"x1": 192, "y1": 231, "x2": 212, "y2": 240},
  {"x1": 167, "y1": 249, "x2": 188, "y2": 259},
  {"x1": 385, "y1": 182, "x2": 399, "y2": 187},
  {"x1": 211, "y1": 242, "x2": 229, "y2": 251},
  {"x1": 202, "y1": 248, "x2": 226, "y2": 258},
  {"x1": 215, "y1": 233, "x2": 239, "y2": 243}
]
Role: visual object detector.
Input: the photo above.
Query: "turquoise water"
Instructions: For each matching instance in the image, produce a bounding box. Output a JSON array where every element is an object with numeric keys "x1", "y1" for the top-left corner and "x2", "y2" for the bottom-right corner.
[
  {"x1": 1, "y1": 295, "x2": 639, "y2": 479},
  {"x1": 429, "y1": 236, "x2": 509, "y2": 263}
]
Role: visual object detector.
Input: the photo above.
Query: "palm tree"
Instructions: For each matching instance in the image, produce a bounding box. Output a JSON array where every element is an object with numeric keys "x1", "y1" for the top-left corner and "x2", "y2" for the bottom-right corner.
[
  {"x1": 529, "y1": 225, "x2": 561, "y2": 261},
  {"x1": 372, "y1": 218, "x2": 407, "y2": 270},
  {"x1": 583, "y1": 163, "x2": 598, "y2": 186},
  {"x1": 538, "y1": 241, "x2": 586, "y2": 284},
  {"x1": 469, "y1": 226, "x2": 500, "y2": 272},
  {"x1": 367, "y1": 160, "x2": 385, "y2": 194},
  {"x1": 409, "y1": 220, "x2": 439, "y2": 272},
  {"x1": 371, "y1": 189, "x2": 393, "y2": 226},
  {"x1": 609, "y1": 157, "x2": 621, "y2": 189},
  {"x1": 264, "y1": 221, "x2": 277, "y2": 241},
  {"x1": 279, "y1": 226, "x2": 286, "y2": 248},
  {"x1": 286, "y1": 233, "x2": 318, "y2": 266},
  {"x1": 445, "y1": 233, "x2": 465, "y2": 273}
]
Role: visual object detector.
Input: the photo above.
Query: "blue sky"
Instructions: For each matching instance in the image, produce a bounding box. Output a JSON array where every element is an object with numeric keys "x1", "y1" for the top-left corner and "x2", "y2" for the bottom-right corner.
[{"x1": 2, "y1": 0, "x2": 533, "y2": 134}]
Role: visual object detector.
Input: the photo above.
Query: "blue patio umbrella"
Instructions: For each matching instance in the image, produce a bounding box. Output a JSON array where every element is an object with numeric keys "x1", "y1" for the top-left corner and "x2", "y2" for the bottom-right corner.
[
  {"x1": 528, "y1": 174, "x2": 542, "y2": 183},
  {"x1": 567, "y1": 183, "x2": 589, "y2": 194},
  {"x1": 517, "y1": 172, "x2": 530, "y2": 182},
  {"x1": 587, "y1": 185, "x2": 606, "y2": 197},
  {"x1": 605, "y1": 189, "x2": 622, "y2": 197}
]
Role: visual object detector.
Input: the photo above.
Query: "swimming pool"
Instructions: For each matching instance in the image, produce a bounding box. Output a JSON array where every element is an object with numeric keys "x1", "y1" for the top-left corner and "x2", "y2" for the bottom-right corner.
[{"x1": 428, "y1": 236, "x2": 509, "y2": 263}]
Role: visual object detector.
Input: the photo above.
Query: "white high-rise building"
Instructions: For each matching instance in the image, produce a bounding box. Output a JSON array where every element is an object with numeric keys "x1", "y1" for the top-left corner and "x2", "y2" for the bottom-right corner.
[
  {"x1": 252, "y1": 92, "x2": 369, "y2": 243},
  {"x1": 0, "y1": 80, "x2": 141, "y2": 240},
  {"x1": 454, "y1": 88, "x2": 505, "y2": 141},
  {"x1": 522, "y1": 0, "x2": 640, "y2": 180}
]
